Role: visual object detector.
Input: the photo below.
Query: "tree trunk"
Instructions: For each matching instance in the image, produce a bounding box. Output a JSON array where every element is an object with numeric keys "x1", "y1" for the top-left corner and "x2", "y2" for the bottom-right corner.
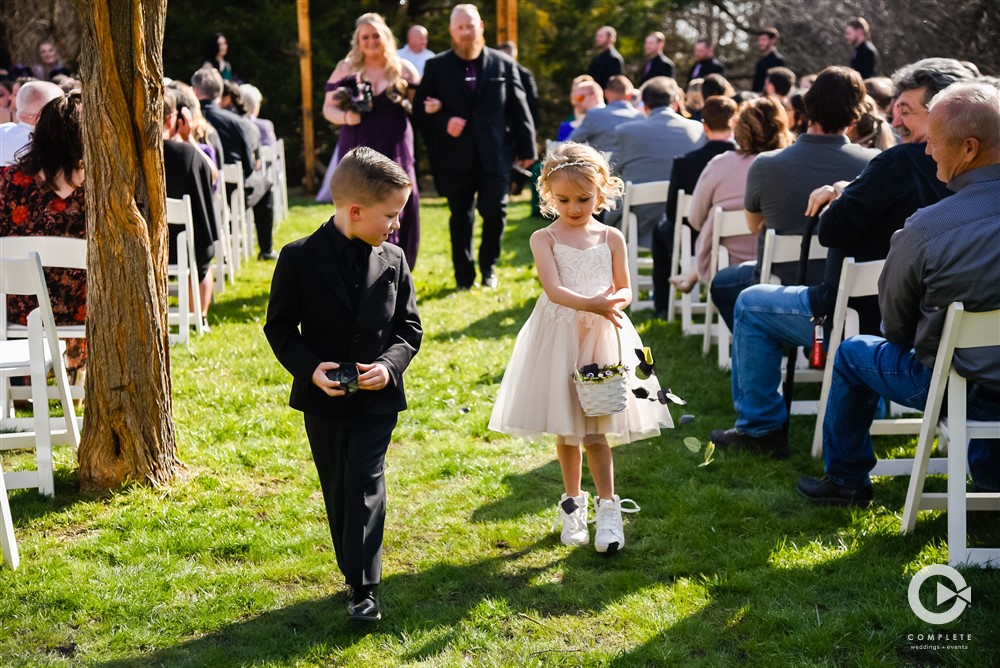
[{"x1": 72, "y1": 0, "x2": 180, "y2": 491}]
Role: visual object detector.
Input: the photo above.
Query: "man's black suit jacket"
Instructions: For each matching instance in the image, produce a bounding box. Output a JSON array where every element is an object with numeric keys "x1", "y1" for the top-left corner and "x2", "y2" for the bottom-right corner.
[
  {"x1": 587, "y1": 47, "x2": 625, "y2": 88},
  {"x1": 264, "y1": 221, "x2": 422, "y2": 417},
  {"x1": 752, "y1": 50, "x2": 786, "y2": 92},
  {"x1": 413, "y1": 47, "x2": 536, "y2": 188},
  {"x1": 517, "y1": 62, "x2": 541, "y2": 128},
  {"x1": 640, "y1": 53, "x2": 676, "y2": 84},
  {"x1": 201, "y1": 101, "x2": 254, "y2": 178},
  {"x1": 686, "y1": 58, "x2": 725, "y2": 85},
  {"x1": 665, "y1": 139, "x2": 737, "y2": 225},
  {"x1": 850, "y1": 40, "x2": 879, "y2": 79}
]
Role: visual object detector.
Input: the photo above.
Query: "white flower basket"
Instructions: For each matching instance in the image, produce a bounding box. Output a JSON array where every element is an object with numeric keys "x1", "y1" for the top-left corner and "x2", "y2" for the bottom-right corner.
[{"x1": 572, "y1": 330, "x2": 629, "y2": 417}]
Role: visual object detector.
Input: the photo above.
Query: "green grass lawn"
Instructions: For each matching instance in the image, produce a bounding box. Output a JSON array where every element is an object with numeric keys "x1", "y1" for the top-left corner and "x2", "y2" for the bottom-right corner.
[{"x1": 1, "y1": 196, "x2": 998, "y2": 667}]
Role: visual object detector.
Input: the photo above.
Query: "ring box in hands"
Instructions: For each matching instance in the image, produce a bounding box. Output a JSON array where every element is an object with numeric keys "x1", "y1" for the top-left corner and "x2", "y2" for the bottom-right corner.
[{"x1": 326, "y1": 364, "x2": 360, "y2": 396}]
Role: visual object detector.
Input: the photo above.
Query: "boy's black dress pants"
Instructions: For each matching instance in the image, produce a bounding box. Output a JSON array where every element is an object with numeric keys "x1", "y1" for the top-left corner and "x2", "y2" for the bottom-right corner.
[{"x1": 304, "y1": 410, "x2": 397, "y2": 587}]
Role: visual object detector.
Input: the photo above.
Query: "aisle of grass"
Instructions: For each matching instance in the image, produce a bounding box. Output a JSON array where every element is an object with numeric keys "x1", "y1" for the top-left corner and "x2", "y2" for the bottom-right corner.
[{"x1": 1, "y1": 196, "x2": 998, "y2": 667}]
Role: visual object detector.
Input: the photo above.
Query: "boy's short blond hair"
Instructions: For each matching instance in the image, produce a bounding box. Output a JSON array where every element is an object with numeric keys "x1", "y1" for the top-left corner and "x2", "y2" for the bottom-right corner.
[{"x1": 330, "y1": 146, "x2": 411, "y2": 207}]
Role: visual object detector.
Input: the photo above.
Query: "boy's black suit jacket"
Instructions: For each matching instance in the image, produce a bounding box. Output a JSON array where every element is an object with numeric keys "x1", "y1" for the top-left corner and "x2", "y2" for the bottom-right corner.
[
  {"x1": 413, "y1": 47, "x2": 536, "y2": 187},
  {"x1": 264, "y1": 221, "x2": 422, "y2": 417}
]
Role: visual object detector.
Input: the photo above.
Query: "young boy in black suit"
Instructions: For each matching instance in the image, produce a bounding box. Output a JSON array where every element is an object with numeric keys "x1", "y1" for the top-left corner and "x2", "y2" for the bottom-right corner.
[{"x1": 264, "y1": 146, "x2": 422, "y2": 622}]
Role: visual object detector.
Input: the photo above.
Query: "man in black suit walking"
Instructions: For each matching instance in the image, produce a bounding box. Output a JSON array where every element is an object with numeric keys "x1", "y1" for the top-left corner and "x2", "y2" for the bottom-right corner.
[
  {"x1": 845, "y1": 17, "x2": 879, "y2": 79},
  {"x1": 264, "y1": 147, "x2": 422, "y2": 622},
  {"x1": 639, "y1": 32, "x2": 676, "y2": 85},
  {"x1": 751, "y1": 27, "x2": 786, "y2": 92},
  {"x1": 414, "y1": 3, "x2": 536, "y2": 290},
  {"x1": 587, "y1": 25, "x2": 625, "y2": 89},
  {"x1": 686, "y1": 38, "x2": 725, "y2": 85}
]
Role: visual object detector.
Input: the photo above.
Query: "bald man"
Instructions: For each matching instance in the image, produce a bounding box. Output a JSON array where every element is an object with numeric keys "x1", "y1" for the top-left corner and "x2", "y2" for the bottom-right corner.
[
  {"x1": 397, "y1": 25, "x2": 435, "y2": 77},
  {"x1": 0, "y1": 80, "x2": 63, "y2": 165}
]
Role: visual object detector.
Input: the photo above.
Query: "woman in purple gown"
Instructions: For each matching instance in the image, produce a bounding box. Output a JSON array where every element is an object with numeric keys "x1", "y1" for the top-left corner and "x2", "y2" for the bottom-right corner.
[{"x1": 316, "y1": 13, "x2": 421, "y2": 268}]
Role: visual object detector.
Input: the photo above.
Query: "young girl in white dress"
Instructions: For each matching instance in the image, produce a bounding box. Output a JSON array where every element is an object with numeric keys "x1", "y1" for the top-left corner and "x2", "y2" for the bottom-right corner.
[{"x1": 489, "y1": 142, "x2": 673, "y2": 554}]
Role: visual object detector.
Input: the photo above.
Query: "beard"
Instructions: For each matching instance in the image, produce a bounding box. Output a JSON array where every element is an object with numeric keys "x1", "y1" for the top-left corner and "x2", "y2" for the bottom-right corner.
[{"x1": 452, "y1": 35, "x2": 485, "y2": 61}]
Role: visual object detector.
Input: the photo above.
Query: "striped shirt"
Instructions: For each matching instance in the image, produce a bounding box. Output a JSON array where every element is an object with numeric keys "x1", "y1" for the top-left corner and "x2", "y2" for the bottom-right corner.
[{"x1": 879, "y1": 162, "x2": 1000, "y2": 387}]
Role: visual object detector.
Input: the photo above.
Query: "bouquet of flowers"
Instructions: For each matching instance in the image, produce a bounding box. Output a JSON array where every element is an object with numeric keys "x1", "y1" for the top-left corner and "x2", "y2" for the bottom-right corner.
[
  {"x1": 331, "y1": 74, "x2": 373, "y2": 115},
  {"x1": 573, "y1": 362, "x2": 629, "y2": 383}
]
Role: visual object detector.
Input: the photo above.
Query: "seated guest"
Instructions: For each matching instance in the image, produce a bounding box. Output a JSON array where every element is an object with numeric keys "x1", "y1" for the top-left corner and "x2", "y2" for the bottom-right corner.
[
  {"x1": 701, "y1": 73, "x2": 735, "y2": 99},
  {"x1": 567, "y1": 74, "x2": 639, "y2": 155},
  {"x1": 788, "y1": 92, "x2": 808, "y2": 135},
  {"x1": 167, "y1": 81, "x2": 221, "y2": 185},
  {"x1": 30, "y1": 41, "x2": 68, "y2": 81},
  {"x1": 239, "y1": 84, "x2": 277, "y2": 147},
  {"x1": 0, "y1": 80, "x2": 63, "y2": 166},
  {"x1": 685, "y1": 78, "x2": 704, "y2": 121},
  {"x1": 0, "y1": 77, "x2": 15, "y2": 124},
  {"x1": 798, "y1": 82, "x2": 1000, "y2": 504},
  {"x1": 163, "y1": 89, "x2": 218, "y2": 320},
  {"x1": 848, "y1": 95, "x2": 894, "y2": 150},
  {"x1": 708, "y1": 66, "x2": 878, "y2": 334},
  {"x1": 708, "y1": 63, "x2": 968, "y2": 458},
  {"x1": 607, "y1": 76, "x2": 704, "y2": 246},
  {"x1": 556, "y1": 78, "x2": 603, "y2": 142},
  {"x1": 798, "y1": 73, "x2": 817, "y2": 91},
  {"x1": 764, "y1": 66, "x2": 796, "y2": 109},
  {"x1": 669, "y1": 96, "x2": 792, "y2": 295},
  {"x1": 650, "y1": 95, "x2": 739, "y2": 313},
  {"x1": 864, "y1": 76, "x2": 894, "y2": 115},
  {"x1": 192, "y1": 66, "x2": 276, "y2": 260},
  {"x1": 0, "y1": 95, "x2": 87, "y2": 381}
]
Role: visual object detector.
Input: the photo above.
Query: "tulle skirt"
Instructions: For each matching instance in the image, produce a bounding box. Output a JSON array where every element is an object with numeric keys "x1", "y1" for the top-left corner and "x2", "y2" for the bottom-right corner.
[{"x1": 489, "y1": 295, "x2": 673, "y2": 445}]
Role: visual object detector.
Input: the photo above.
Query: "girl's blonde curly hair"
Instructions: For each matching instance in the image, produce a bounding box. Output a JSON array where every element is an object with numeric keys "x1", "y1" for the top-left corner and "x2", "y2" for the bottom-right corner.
[{"x1": 537, "y1": 141, "x2": 624, "y2": 219}]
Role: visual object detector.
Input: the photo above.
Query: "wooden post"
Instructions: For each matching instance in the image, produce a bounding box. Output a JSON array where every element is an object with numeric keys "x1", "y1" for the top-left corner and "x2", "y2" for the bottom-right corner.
[
  {"x1": 496, "y1": 0, "x2": 517, "y2": 46},
  {"x1": 297, "y1": 0, "x2": 316, "y2": 194}
]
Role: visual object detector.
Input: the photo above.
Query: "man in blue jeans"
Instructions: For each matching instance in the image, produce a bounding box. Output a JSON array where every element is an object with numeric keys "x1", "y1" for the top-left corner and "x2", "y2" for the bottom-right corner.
[
  {"x1": 710, "y1": 59, "x2": 972, "y2": 459},
  {"x1": 797, "y1": 82, "x2": 1000, "y2": 505}
]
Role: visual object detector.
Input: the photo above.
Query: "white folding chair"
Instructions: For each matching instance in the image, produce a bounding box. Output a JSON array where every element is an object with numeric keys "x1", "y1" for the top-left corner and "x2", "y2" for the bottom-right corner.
[
  {"x1": 166, "y1": 196, "x2": 206, "y2": 342},
  {"x1": 900, "y1": 303, "x2": 1000, "y2": 567},
  {"x1": 0, "y1": 255, "x2": 80, "y2": 497},
  {"x1": 277, "y1": 138, "x2": 290, "y2": 220},
  {"x1": 0, "y1": 458, "x2": 18, "y2": 569},
  {"x1": 621, "y1": 180, "x2": 670, "y2": 312},
  {"x1": 759, "y1": 228, "x2": 827, "y2": 285},
  {"x1": 260, "y1": 144, "x2": 285, "y2": 225},
  {"x1": 666, "y1": 190, "x2": 708, "y2": 332},
  {"x1": 213, "y1": 166, "x2": 236, "y2": 285},
  {"x1": 0, "y1": 236, "x2": 87, "y2": 403},
  {"x1": 700, "y1": 208, "x2": 752, "y2": 370},
  {"x1": 811, "y1": 258, "x2": 923, "y2": 463},
  {"x1": 222, "y1": 163, "x2": 251, "y2": 265}
]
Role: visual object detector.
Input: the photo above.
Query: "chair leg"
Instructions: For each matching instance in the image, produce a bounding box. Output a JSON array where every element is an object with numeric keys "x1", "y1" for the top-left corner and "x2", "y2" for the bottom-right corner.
[
  {"x1": 0, "y1": 459, "x2": 19, "y2": 570},
  {"x1": 27, "y1": 316, "x2": 54, "y2": 497},
  {"x1": 901, "y1": 411, "x2": 943, "y2": 534},
  {"x1": 947, "y1": 375, "x2": 968, "y2": 566}
]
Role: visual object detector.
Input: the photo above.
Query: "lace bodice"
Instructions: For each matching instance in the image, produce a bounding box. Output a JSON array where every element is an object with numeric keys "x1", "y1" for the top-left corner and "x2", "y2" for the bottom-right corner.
[{"x1": 552, "y1": 242, "x2": 612, "y2": 296}]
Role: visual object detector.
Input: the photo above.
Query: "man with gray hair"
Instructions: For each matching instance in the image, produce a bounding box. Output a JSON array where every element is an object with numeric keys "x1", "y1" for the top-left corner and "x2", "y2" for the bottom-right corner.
[
  {"x1": 798, "y1": 81, "x2": 1000, "y2": 506},
  {"x1": 606, "y1": 76, "x2": 704, "y2": 245},
  {"x1": 0, "y1": 80, "x2": 63, "y2": 165}
]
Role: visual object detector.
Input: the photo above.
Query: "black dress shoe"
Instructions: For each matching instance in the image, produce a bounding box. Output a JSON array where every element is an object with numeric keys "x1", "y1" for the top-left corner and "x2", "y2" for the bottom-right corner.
[
  {"x1": 258, "y1": 250, "x2": 279, "y2": 261},
  {"x1": 796, "y1": 476, "x2": 873, "y2": 507},
  {"x1": 710, "y1": 427, "x2": 790, "y2": 460},
  {"x1": 347, "y1": 585, "x2": 381, "y2": 622}
]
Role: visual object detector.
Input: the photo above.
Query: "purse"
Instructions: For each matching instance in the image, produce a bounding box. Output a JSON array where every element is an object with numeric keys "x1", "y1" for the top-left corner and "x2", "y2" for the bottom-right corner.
[{"x1": 572, "y1": 329, "x2": 629, "y2": 417}]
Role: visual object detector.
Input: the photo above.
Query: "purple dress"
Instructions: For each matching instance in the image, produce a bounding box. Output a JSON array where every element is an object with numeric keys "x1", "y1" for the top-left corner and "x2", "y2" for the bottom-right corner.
[{"x1": 316, "y1": 83, "x2": 420, "y2": 269}]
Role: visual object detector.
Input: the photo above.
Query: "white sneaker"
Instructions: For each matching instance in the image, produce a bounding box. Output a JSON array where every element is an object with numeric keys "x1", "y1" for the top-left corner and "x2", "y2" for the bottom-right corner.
[
  {"x1": 594, "y1": 495, "x2": 640, "y2": 554},
  {"x1": 556, "y1": 492, "x2": 590, "y2": 547}
]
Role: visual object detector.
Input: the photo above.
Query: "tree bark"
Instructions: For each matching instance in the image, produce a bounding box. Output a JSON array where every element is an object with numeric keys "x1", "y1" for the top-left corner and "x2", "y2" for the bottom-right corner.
[{"x1": 72, "y1": 0, "x2": 180, "y2": 491}]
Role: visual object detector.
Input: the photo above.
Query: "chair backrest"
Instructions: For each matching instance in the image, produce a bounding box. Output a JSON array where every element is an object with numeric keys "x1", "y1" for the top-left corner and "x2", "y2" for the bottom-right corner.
[
  {"x1": 759, "y1": 228, "x2": 828, "y2": 284},
  {"x1": 0, "y1": 255, "x2": 60, "y2": 356},
  {"x1": 0, "y1": 236, "x2": 86, "y2": 270},
  {"x1": 708, "y1": 207, "x2": 750, "y2": 279},
  {"x1": 622, "y1": 180, "x2": 670, "y2": 246},
  {"x1": 674, "y1": 189, "x2": 693, "y2": 227},
  {"x1": 166, "y1": 195, "x2": 196, "y2": 260}
]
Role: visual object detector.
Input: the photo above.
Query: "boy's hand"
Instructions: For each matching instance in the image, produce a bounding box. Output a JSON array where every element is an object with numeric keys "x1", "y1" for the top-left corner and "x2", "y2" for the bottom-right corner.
[
  {"x1": 357, "y1": 362, "x2": 390, "y2": 391},
  {"x1": 312, "y1": 361, "x2": 346, "y2": 397}
]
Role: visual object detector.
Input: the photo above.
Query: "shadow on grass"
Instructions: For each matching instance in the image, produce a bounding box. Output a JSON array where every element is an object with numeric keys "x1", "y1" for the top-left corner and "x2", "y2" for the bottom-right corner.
[
  {"x1": 6, "y1": 467, "x2": 90, "y2": 523},
  {"x1": 429, "y1": 299, "x2": 534, "y2": 342},
  {"x1": 91, "y1": 536, "x2": 660, "y2": 667},
  {"x1": 207, "y1": 290, "x2": 271, "y2": 326}
]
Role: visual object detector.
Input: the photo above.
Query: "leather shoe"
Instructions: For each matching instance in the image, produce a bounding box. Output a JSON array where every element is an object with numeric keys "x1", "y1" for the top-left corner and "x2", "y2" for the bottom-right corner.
[
  {"x1": 796, "y1": 476, "x2": 873, "y2": 507},
  {"x1": 347, "y1": 585, "x2": 381, "y2": 622},
  {"x1": 710, "y1": 427, "x2": 790, "y2": 460},
  {"x1": 258, "y1": 250, "x2": 279, "y2": 261},
  {"x1": 482, "y1": 274, "x2": 499, "y2": 289}
]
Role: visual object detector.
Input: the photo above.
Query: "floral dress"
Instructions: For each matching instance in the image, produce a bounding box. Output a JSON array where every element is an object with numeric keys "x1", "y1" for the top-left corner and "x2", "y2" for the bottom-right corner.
[{"x1": 0, "y1": 166, "x2": 87, "y2": 370}]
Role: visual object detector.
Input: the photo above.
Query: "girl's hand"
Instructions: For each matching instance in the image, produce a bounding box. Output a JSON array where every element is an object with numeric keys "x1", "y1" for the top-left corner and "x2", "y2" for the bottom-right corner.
[{"x1": 590, "y1": 287, "x2": 627, "y2": 329}]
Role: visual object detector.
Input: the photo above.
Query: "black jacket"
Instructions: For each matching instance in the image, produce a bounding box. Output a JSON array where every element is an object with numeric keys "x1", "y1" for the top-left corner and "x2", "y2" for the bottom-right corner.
[
  {"x1": 413, "y1": 47, "x2": 536, "y2": 186},
  {"x1": 752, "y1": 50, "x2": 786, "y2": 92},
  {"x1": 587, "y1": 47, "x2": 625, "y2": 88},
  {"x1": 850, "y1": 40, "x2": 879, "y2": 79},
  {"x1": 163, "y1": 141, "x2": 218, "y2": 272},
  {"x1": 640, "y1": 53, "x2": 676, "y2": 84},
  {"x1": 686, "y1": 58, "x2": 725, "y2": 84},
  {"x1": 666, "y1": 139, "x2": 738, "y2": 224},
  {"x1": 264, "y1": 221, "x2": 422, "y2": 417},
  {"x1": 201, "y1": 101, "x2": 254, "y2": 177}
]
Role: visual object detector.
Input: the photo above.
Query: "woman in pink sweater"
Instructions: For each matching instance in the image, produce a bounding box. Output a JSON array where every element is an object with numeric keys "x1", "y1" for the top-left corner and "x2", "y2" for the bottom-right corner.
[{"x1": 671, "y1": 96, "x2": 793, "y2": 292}]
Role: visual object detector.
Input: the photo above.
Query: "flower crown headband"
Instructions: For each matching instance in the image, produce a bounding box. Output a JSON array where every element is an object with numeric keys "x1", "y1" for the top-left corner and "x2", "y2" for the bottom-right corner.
[{"x1": 548, "y1": 160, "x2": 597, "y2": 174}]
